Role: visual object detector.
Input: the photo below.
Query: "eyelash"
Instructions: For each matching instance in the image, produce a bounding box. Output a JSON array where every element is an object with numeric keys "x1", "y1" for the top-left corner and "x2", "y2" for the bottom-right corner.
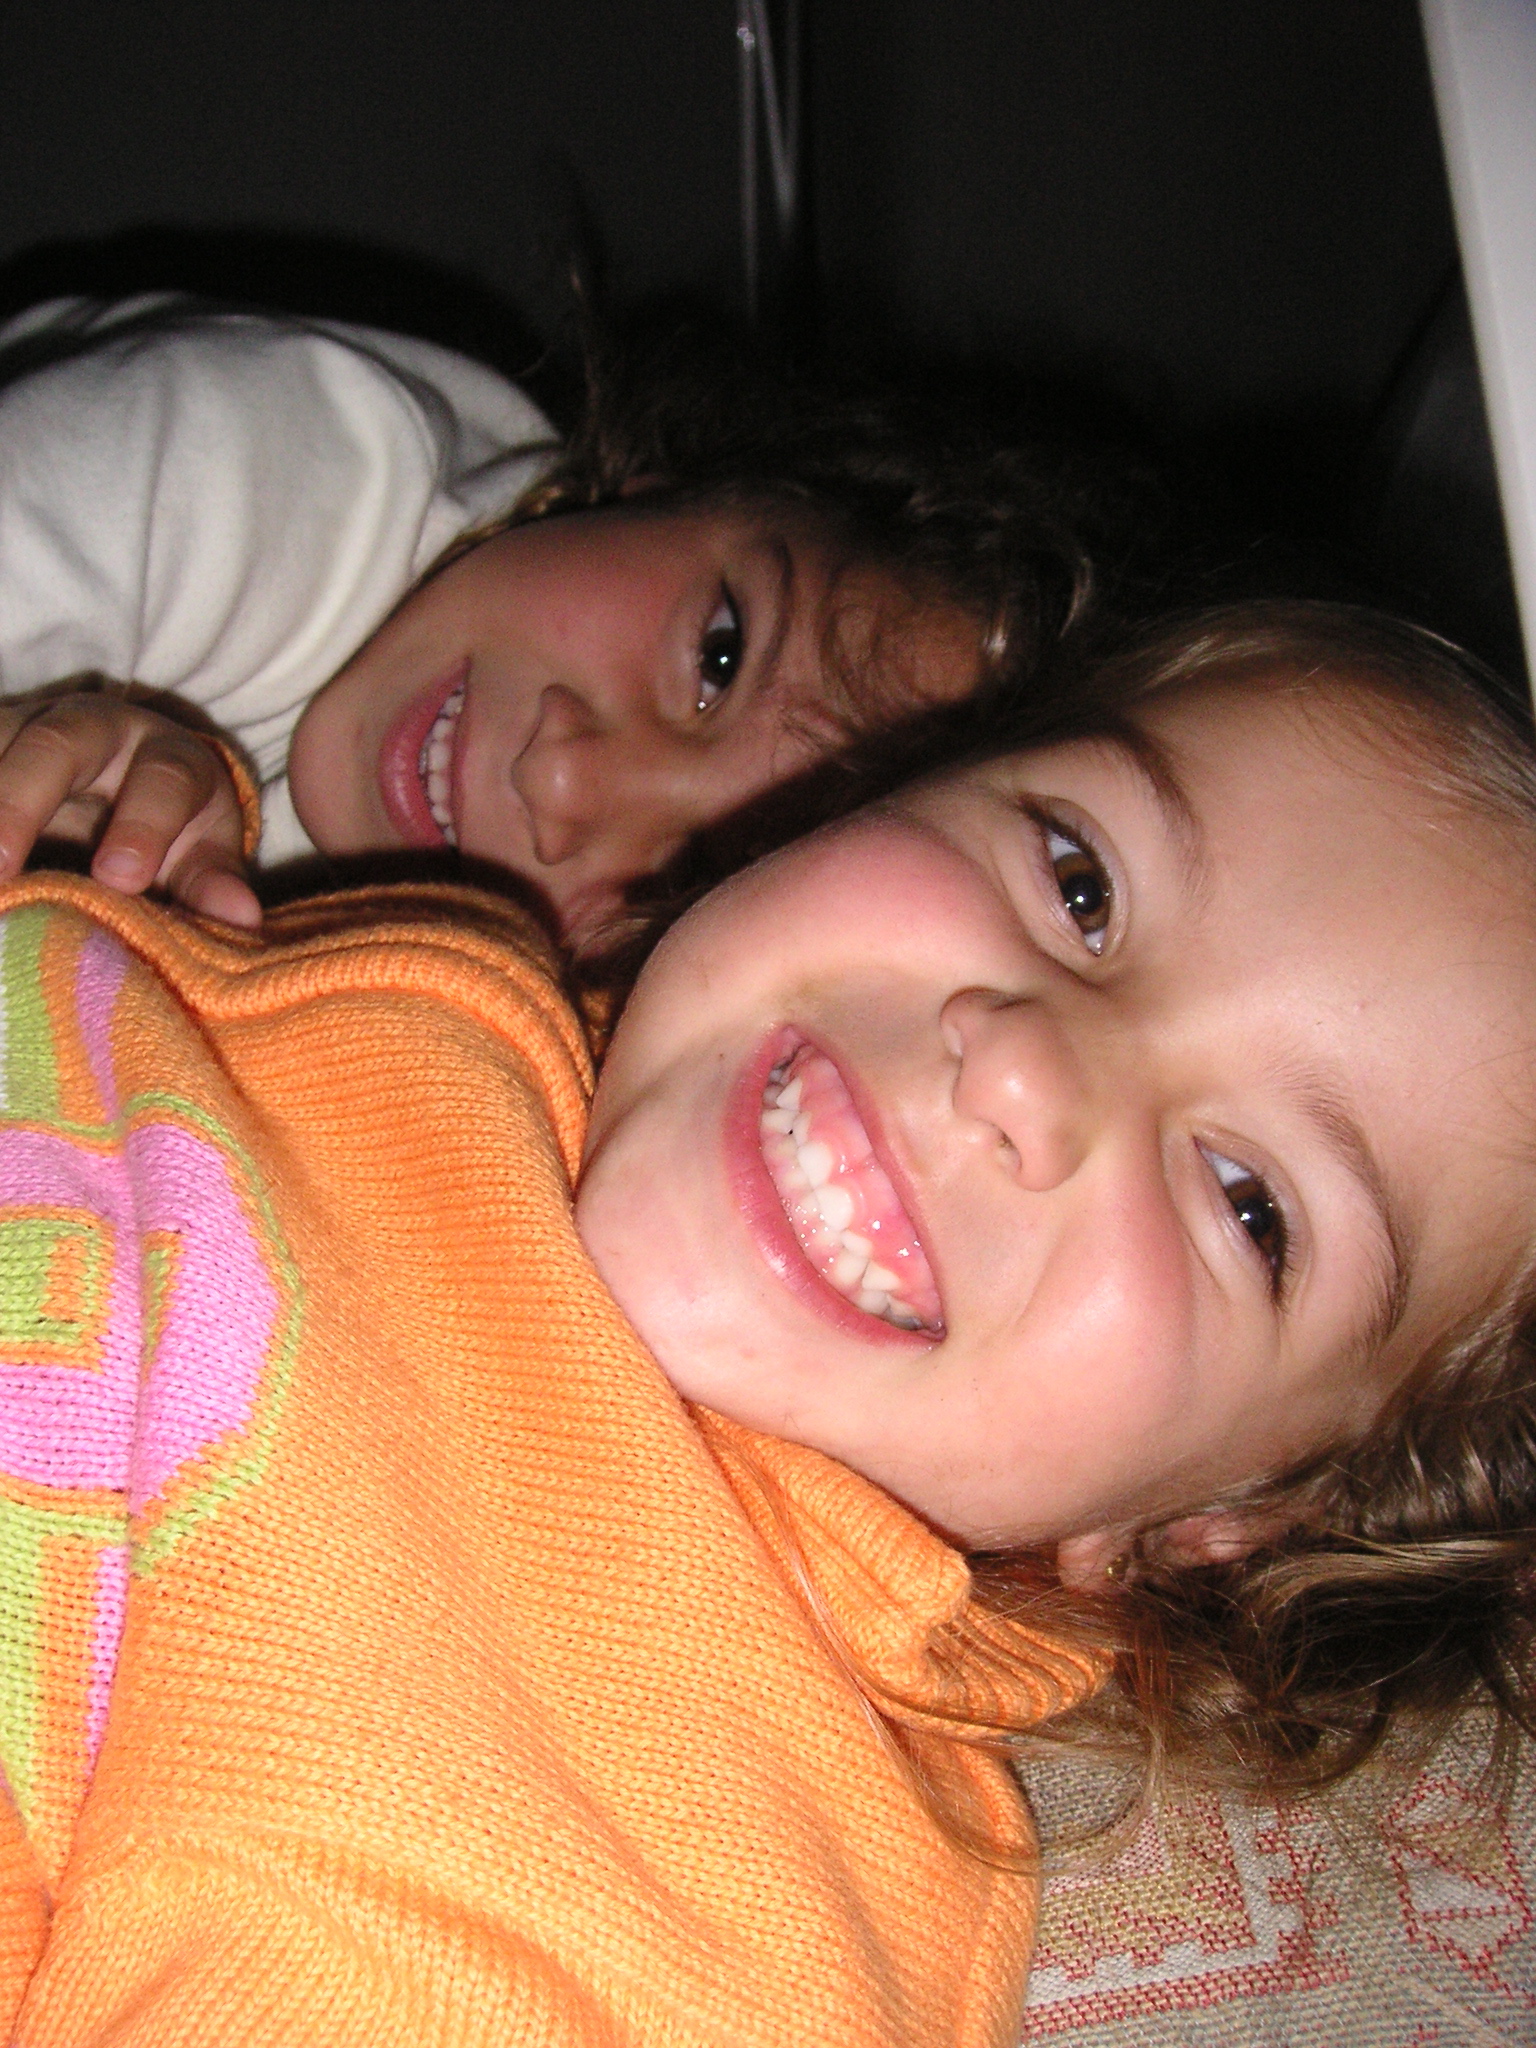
[
  {"x1": 697, "y1": 587, "x2": 744, "y2": 710},
  {"x1": 1042, "y1": 819, "x2": 1113, "y2": 954},
  {"x1": 1203, "y1": 1146, "x2": 1292, "y2": 1296}
]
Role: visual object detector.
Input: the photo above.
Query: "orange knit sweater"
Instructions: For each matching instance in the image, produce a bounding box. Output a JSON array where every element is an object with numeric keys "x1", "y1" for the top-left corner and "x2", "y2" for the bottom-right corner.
[{"x1": 0, "y1": 875, "x2": 1099, "y2": 2047}]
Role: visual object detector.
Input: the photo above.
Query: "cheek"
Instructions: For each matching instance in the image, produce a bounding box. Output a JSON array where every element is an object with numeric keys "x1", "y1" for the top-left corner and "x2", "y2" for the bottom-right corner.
[
  {"x1": 706, "y1": 813, "x2": 1019, "y2": 984},
  {"x1": 907, "y1": 1212, "x2": 1204, "y2": 1546},
  {"x1": 287, "y1": 669, "x2": 387, "y2": 849},
  {"x1": 1006, "y1": 1186, "x2": 1199, "y2": 1446},
  {"x1": 591, "y1": 818, "x2": 976, "y2": 1075},
  {"x1": 810, "y1": 817, "x2": 999, "y2": 927},
  {"x1": 510, "y1": 545, "x2": 671, "y2": 680}
]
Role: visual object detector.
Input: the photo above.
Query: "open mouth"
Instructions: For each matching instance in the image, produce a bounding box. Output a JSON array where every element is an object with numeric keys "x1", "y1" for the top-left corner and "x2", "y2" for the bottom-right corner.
[
  {"x1": 418, "y1": 680, "x2": 464, "y2": 846},
  {"x1": 759, "y1": 1044, "x2": 943, "y2": 1334},
  {"x1": 377, "y1": 659, "x2": 468, "y2": 850}
]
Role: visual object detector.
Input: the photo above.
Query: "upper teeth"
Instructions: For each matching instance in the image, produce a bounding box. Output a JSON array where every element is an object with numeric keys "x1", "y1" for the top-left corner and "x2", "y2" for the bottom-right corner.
[
  {"x1": 760, "y1": 1059, "x2": 931, "y2": 1331},
  {"x1": 419, "y1": 683, "x2": 464, "y2": 845}
]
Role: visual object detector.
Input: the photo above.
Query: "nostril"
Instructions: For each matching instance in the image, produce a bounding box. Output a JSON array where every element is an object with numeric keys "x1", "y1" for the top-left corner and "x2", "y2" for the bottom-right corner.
[{"x1": 943, "y1": 989, "x2": 1093, "y2": 1187}]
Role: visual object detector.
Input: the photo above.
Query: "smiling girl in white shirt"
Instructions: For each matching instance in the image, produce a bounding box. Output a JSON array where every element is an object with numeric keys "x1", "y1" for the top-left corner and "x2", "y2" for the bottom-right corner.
[{"x1": 0, "y1": 296, "x2": 1090, "y2": 947}]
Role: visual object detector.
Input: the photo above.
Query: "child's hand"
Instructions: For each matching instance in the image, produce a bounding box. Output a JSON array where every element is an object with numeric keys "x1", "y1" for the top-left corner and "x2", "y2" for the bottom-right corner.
[{"x1": 0, "y1": 690, "x2": 261, "y2": 928}]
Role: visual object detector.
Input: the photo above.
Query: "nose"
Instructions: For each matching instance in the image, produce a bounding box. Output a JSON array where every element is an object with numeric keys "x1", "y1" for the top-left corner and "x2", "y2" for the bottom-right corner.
[
  {"x1": 510, "y1": 683, "x2": 696, "y2": 873},
  {"x1": 940, "y1": 988, "x2": 1095, "y2": 1190},
  {"x1": 509, "y1": 684, "x2": 611, "y2": 867}
]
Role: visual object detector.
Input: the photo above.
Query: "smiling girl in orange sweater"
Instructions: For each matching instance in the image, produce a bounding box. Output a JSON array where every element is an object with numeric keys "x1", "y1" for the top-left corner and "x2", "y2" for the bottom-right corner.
[{"x1": 0, "y1": 601, "x2": 1532, "y2": 2045}]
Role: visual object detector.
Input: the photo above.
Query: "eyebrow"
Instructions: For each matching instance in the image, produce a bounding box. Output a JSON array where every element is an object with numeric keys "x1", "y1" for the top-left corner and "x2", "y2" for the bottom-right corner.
[
  {"x1": 754, "y1": 534, "x2": 797, "y2": 697},
  {"x1": 1282, "y1": 1070, "x2": 1414, "y2": 1354},
  {"x1": 1096, "y1": 728, "x2": 1214, "y2": 910}
]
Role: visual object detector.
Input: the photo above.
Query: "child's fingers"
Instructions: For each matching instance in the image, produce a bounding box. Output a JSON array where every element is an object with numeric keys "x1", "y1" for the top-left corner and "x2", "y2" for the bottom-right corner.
[
  {"x1": 0, "y1": 698, "x2": 258, "y2": 925},
  {"x1": 143, "y1": 749, "x2": 262, "y2": 929},
  {"x1": 169, "y1": 858, "x2": 263, "y2": 930},
  {"x1": 0, "y1": 701, "x2": 123, "y2": 876},
  {"x1": 88, "y1": 732, "x2": 235, "y2": 894}
]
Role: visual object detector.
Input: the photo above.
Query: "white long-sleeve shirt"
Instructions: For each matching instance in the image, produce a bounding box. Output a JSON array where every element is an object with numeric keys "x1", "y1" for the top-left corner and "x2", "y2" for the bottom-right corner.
[{"x1": 0, "y1": 296, "x2": 559, "y2": 861}]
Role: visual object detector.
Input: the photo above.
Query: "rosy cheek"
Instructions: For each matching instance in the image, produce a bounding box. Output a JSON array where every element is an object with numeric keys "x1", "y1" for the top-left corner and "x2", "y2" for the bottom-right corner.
[{"x1": 737, "y1": 815, "x2": 1016, "y2": 965}]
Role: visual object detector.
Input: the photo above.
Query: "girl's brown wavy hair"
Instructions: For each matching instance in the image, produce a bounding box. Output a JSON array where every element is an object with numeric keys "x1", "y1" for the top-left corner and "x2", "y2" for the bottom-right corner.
[
  {"x1": 904, "y1": 602, "x2": 1536, "y2": 1819},
  {"x1": 587, "y1": 586, "x2": 1536, "y2": 1847},
  {"x1": 623, "y1": 601, "x2": 1536, "y2": 1845}
]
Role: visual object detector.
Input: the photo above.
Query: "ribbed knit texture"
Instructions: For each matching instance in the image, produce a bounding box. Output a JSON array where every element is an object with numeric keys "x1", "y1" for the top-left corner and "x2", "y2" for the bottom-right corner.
[{"x1": 0, "y1": 875, "x2": 1100, "y2": 2046}]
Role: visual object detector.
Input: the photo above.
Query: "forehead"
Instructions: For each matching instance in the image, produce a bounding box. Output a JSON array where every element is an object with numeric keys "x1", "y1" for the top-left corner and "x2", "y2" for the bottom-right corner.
[
  {"x1": 1132, "y1": 679, "x2": 1536, "y2": 1041},
  {"x1": 1133, "y1": 673, "x2": 1453, "y2": 813},
  {"x1": 992, "y1": 672, "x2": 1519, "y2": 874}
]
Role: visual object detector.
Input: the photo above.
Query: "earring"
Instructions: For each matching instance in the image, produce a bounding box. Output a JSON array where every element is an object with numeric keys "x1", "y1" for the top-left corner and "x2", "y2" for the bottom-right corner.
[{"x1": 1104, "y1": 1553, "x2": 1130, "y2": 1584}]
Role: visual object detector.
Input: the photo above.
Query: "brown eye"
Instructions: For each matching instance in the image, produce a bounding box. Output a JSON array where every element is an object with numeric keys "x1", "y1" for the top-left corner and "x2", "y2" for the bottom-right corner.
[
  {"x1": 698, "y1": 590, "x2": 743, "y2": 710},
  {"x1": 1046, "y1": 827, "x2": 1111, "y2": 953},
  {"x1": 1207, "y1": 1149, "x2": 1290, "y2": 1290}
]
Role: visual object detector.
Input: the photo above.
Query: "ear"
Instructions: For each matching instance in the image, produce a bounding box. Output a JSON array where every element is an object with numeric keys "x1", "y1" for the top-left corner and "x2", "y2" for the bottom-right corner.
[
  {"x1": 1155, "y1": 1510, "x2": 1269, "y2": 1565},
  {"x1": 1056, "y1": 1507, "x2": 1294, "y2": 1589},
  {"x1": 1054, "y1": 1527, "x2": 1134, "y2": 1589}
]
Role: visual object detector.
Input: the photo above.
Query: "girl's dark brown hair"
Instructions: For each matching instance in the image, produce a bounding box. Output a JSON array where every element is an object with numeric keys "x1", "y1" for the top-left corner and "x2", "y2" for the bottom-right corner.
[{"x1": 448, "y1": 311, "x2": 1155, "y2": 750}]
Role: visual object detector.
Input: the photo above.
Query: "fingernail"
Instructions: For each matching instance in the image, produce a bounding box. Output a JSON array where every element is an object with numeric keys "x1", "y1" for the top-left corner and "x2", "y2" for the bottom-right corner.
[{"x1": 94, "y1": 852, "x2": 141, "y2": 884}]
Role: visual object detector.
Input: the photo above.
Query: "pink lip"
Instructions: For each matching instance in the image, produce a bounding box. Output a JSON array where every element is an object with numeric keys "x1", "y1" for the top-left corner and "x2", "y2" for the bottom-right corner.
[
  {"x1": 726, "y1": 1029, "x2": 940, "y2": 1348},
  {"x1": 378, "y1": 658, "x2": 469, "y2": 848}
]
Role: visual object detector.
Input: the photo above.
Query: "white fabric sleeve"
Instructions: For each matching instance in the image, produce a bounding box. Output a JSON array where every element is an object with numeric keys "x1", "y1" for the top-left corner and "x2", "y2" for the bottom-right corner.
[{"x1": 0, "y1": 299, "x2": 560, "y2": 863}]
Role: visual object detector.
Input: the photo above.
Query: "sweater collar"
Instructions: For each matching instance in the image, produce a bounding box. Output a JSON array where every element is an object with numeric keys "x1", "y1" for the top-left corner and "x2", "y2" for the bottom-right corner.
[{"x1": 693, "y1": 1409, "x2": 1104, "y2": 1736}]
